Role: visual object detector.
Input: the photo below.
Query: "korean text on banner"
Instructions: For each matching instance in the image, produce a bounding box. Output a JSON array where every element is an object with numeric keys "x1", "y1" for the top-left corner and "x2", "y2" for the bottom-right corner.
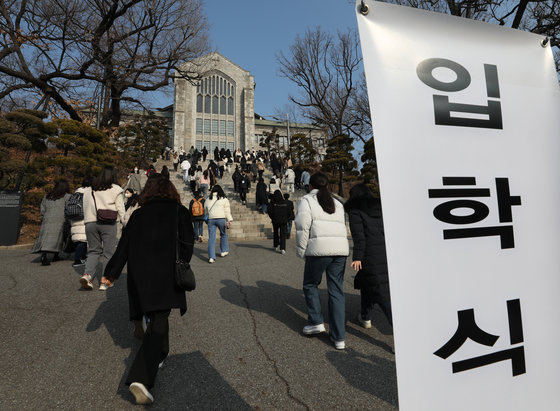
[{"x1": 356, "y1": 1, "x2": 560, "y2": 410}]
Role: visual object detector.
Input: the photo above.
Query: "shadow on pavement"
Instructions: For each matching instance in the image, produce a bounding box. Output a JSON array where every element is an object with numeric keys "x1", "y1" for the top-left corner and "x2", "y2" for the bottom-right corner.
[
  {"x1": 192, "y1": 245, "x2": 208, "y2": 262},
  {"x1": 220, "y1": 278, "x2": 394, "y2": 353},
  {"x1": 220, "y1": 279, "x2": 308, "y2": 333},
  {"x1": 117, "y1": 351, "x2": 251, "y2": 409},
  {"x1": 86, "y1": 275, "x2": 134, "y2": 350},
  {"x1": 234, "y1": 243, "x2": 272, "y2": 250},
  {"x1": 326, "y1": 348, "x2": 398, "y2": 407}
]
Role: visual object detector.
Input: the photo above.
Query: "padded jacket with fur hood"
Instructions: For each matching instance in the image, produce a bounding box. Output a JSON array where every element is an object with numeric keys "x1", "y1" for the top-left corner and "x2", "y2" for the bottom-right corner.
[{"x1": 295, "y1": 189, "x2": 349, "y2": 258}]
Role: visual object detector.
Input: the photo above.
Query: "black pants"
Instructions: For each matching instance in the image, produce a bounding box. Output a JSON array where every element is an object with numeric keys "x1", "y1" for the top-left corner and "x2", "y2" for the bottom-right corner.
[
  {"x1": 239, "y1": 189, "x2": 247, "y2": 202},
  {"x1": 126, "y1": 309, "x2": 170, "y2": 389},
  {"x1": 360, "y1": 287, "x2": 392, "y2": 326},
  {"x1": 272, "y1": 222, "x2": 286, "y2": 251}
]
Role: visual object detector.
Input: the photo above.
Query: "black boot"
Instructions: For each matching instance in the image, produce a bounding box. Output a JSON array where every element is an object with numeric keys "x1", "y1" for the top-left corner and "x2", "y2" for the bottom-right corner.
[{"x1": 41, "y1": 253, "x2": 50, "y2": 266}]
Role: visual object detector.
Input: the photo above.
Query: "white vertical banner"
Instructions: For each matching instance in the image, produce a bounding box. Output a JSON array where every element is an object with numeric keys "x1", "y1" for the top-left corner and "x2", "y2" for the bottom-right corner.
[{"x1": 356, "y1": 1, "x2": 560, "y2": 410}]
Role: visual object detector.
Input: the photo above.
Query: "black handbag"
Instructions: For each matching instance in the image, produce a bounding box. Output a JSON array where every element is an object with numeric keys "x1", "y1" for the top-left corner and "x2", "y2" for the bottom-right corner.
[{"x1": 175, "y1": 206, "x2": 196, "y2": 291}]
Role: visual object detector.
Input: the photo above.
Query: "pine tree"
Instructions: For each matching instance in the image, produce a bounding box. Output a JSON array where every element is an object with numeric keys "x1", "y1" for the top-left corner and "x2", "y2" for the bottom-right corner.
[
  {"x1": 360, "y1": 137, "x2": 379, "y2": 194},
  {"x1": 115, "y1": 119, "x2": 170, "y2": 167},
  {"x1": 322, "y1": 134, "x2": 357, "y2": 196},
  {"x1": 259, "y1": 127, "x2": 280, "y2": 156},
  {"x1": 289, "y1": 133, "x2": 317, "y2": 166},
  {"x1": 0, "y1": 109, "x2": 56, "y2": 190},
  {"x1": 49, "y1": 119, "x2": 116, "y2": 179}
]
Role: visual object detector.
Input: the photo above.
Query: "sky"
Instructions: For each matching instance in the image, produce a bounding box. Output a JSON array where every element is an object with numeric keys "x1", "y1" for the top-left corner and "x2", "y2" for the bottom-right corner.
[{"x1": 152, "y1": 0, "x2": 360, "y2": 120}]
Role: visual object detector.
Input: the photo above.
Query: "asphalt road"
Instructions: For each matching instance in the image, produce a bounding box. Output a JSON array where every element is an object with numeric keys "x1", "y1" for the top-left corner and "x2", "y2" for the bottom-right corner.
[{"x1": 0, "y1": 239, "x2": 397, "y2": 410}]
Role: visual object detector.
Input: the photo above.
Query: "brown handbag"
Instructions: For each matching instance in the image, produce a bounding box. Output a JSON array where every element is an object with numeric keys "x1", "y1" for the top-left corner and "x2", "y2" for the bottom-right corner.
[{"x1": 92, "y1": 190, "x2": 118, "y2": 224}]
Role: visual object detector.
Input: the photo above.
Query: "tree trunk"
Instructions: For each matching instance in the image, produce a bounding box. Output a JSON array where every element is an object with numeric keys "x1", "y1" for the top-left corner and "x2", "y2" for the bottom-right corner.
[{"x1": 338, "y1": 165, "x2": 344, "y2": 197}]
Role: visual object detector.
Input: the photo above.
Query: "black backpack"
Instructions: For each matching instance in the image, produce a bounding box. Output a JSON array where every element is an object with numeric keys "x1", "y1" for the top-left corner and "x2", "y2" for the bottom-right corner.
[{"x1": 65, "y1": 192, "x2": 84, "y2": 220}]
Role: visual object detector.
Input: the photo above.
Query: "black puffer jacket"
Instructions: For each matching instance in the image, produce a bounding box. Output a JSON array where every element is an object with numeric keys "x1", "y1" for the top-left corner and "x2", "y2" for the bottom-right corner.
[
  {"x1": 345, "y1": 196, "x2": 390, "y2": 300},
  {"x1": 268, "y1": 199, "x2": 290, "y2": 224}
]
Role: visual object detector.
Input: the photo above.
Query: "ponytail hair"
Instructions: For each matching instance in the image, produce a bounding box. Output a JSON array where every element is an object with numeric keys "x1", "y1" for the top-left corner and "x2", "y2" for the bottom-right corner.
[{"x1": 310, "y1": 172, "x2": 335, "y2": 214}]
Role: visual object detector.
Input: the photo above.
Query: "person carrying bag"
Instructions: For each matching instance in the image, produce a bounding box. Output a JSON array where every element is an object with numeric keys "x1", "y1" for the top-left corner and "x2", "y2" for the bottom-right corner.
[{"x1": 104, "y1": 174, "x2": 194, "y2": 405}]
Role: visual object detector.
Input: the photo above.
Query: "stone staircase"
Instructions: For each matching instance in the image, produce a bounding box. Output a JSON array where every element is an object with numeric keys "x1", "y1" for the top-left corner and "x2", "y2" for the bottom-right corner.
[{"x1": 156, "y1": 157, "x2": 305, "y2": 241}]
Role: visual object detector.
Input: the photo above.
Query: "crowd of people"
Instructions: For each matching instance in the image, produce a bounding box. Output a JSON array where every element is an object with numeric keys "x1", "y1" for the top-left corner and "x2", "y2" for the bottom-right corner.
[{"x1": 30, "y1": 148, "x2": 391, "y2": 406}]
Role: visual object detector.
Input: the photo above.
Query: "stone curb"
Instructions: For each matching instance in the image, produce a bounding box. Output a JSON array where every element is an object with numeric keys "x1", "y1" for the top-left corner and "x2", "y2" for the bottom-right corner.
[{"x1": 0, "y1": 243, "x2": 33, "y2": 250}]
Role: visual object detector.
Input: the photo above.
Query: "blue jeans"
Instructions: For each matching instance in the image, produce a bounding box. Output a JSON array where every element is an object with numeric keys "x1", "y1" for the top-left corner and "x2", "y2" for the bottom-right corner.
[
  {"x1": 303, "y1": 256, "x2": 347, "y2": 341},
  {"x1": 207, "y1": 218, "x2": 228, "y2": 259},
  {"x1": 193, "y1": 220, "x2": 204, "y2": 240},
  {"x1": 259, "y1": 203, "x2": 267, "y2": 213}
]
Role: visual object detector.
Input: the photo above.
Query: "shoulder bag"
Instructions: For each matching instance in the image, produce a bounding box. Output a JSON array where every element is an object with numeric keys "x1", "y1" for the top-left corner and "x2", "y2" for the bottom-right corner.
[
  {"x1": 92, "y1": 190, "x2": 118, "y2": 224},
  {"x1": 175, "y1": 206, "x2": 196, "y2": 291},
  {"x1": 203, "y1": 198, "x2": 217, "y2": 223}
]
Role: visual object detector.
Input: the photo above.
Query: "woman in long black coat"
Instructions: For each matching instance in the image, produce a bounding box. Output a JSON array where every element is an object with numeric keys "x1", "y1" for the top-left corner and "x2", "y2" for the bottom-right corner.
[
  {"x1": 255, "y1": 177, "x2": 269, "y2": 213},
  {"x1": 344, "y1": 183, "x2": 392, "y2": 328},
  {"x1": 267, "y1": 190, "x2": 290, "y2": 254},
  {"x1": 104, "y1": 174, "x2": 194, "y2": 405}
]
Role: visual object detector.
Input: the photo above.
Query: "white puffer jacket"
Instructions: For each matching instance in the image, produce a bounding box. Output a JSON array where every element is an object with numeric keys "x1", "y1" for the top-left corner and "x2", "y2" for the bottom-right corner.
[
  {"x1": 204, "y1": 195, "x2": 233, "y2": 222},
  {"x1": 295, "y1": 190, "x2": 349, "y2": 258},
  {"x1": 70, "y1": 187, "x2": 87, "y2": 243}
]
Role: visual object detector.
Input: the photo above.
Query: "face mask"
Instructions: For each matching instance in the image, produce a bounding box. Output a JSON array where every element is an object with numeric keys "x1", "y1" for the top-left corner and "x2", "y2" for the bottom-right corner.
[{"x1": 125, "y1": 193, "x2": 132, "y2": 198}]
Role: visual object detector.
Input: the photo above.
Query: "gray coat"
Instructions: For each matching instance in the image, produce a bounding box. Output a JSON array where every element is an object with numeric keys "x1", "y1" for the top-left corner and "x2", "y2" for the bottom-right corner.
[{"x1": 32, "y1": 194, "x2": 71, "y2": 253}]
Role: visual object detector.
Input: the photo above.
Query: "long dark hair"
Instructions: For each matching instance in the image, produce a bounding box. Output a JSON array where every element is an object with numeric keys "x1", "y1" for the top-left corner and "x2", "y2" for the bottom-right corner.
[
  {"x1": 92, "y1": 166, "x2": 117, "y2": 191},
  {"x1": 209, "y1": 184, "x2": 226, "y2": 200},
  {"x1": 310, "y1": 172, "x2": 335, "y2": 214},
  {"x1": 81, "y1": 176, "x2": 93, "y2": 188},
  {"x1": 46, "y1": 179, "x2": 70, "y2": 200},
  {"x1": 344, "y1": 183, "x2": 379, "y2": 213},
  {"x1": 160, "y1": 165, "x2": 170, "y2": 179},
  {"x1": 271, "y1": 190, "x2": 284, "y2": 203},
  {"x1": 138, "y1": 174, "x2": 181, "y2": 206}
]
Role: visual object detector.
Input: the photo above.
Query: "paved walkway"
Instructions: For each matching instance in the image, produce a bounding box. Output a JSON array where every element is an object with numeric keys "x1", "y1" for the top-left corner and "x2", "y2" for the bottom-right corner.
[{"x1": 0, "y1": 240, "x2": 397, "y2": 410}]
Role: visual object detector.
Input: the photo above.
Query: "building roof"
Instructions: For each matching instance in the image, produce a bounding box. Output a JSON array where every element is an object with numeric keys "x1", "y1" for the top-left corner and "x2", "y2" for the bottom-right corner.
[
  {"x1": 254, "y1": 118, "x2": 323, "y2": 130},
  {"x1": 177, "y1": 51, "x2": 252, "y2": 76}
]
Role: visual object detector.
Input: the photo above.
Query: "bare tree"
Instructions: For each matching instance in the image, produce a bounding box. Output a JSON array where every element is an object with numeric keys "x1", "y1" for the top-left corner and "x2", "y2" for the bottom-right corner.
[
  {"x1": 277, "y1": 28, "x2": 364, "y2": 141},
  {"x1": 0, "y1": 0, "x2": 210, "y2": 125}
]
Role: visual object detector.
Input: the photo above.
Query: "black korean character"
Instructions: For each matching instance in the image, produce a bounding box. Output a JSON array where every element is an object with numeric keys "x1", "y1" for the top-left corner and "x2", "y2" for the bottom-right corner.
[
  {"x1": 434, "y1": 299, "x2": 525, "y2": 377},
  {"x1": 417, "y1": 58, "x2": 502, "y2": 129},
  {"x1": 428, "y1": 177, "x2": 521, "y2": 249}
]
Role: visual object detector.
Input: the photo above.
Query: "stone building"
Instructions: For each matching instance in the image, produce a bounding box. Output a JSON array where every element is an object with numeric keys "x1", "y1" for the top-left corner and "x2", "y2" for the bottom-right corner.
[{"x1": 172, "y1": 52, "x2": 326, "y2": 157}]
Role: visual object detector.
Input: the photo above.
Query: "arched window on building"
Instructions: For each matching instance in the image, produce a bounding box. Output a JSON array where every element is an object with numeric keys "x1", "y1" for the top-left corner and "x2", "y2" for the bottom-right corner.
[
  {"x1": 196, "y1": 94, "x2": 203, "y2": 113},
  {"x1": 195, "y1": 74, "x2": 236, "y2": 146},
  {"x1": 212, "y1": 96, "x2": 218, "y2": 114}
]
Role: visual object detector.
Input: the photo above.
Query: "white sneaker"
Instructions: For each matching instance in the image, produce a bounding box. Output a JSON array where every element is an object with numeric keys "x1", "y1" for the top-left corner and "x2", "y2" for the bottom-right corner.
[
  {"x1": 129, "y1": 382, "x2": 154, "y2": 405},
  {"x1": 330, "y1": 336, "x2": 345, "y2": 350},
  {"x1": 209, "y1": 258, "x2": 215, "y2": 263},
  {"x1": 357, "y1": 313, "x2": 372, "y2": 329},
  {"x1": 79, "y1": 274, "x2": 93, "y2": 290},
  {"x1": 99, "y1": 283, "x2": 108, "y2": 291},
  {"x1": 280, "y1": 250, "x2": 286, "y2": 255},
  {"x1": 303, "y1": 323, "x2": 326, "y2": 335},
  {"x1": 220, "y1": 251, "x2": 229, "y2": 257}
]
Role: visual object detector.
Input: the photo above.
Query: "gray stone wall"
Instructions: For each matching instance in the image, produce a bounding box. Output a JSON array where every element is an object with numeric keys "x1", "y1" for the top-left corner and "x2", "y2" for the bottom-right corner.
[{"x1": 174, "y1": 52, "x2": 255, "y2": 152}]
